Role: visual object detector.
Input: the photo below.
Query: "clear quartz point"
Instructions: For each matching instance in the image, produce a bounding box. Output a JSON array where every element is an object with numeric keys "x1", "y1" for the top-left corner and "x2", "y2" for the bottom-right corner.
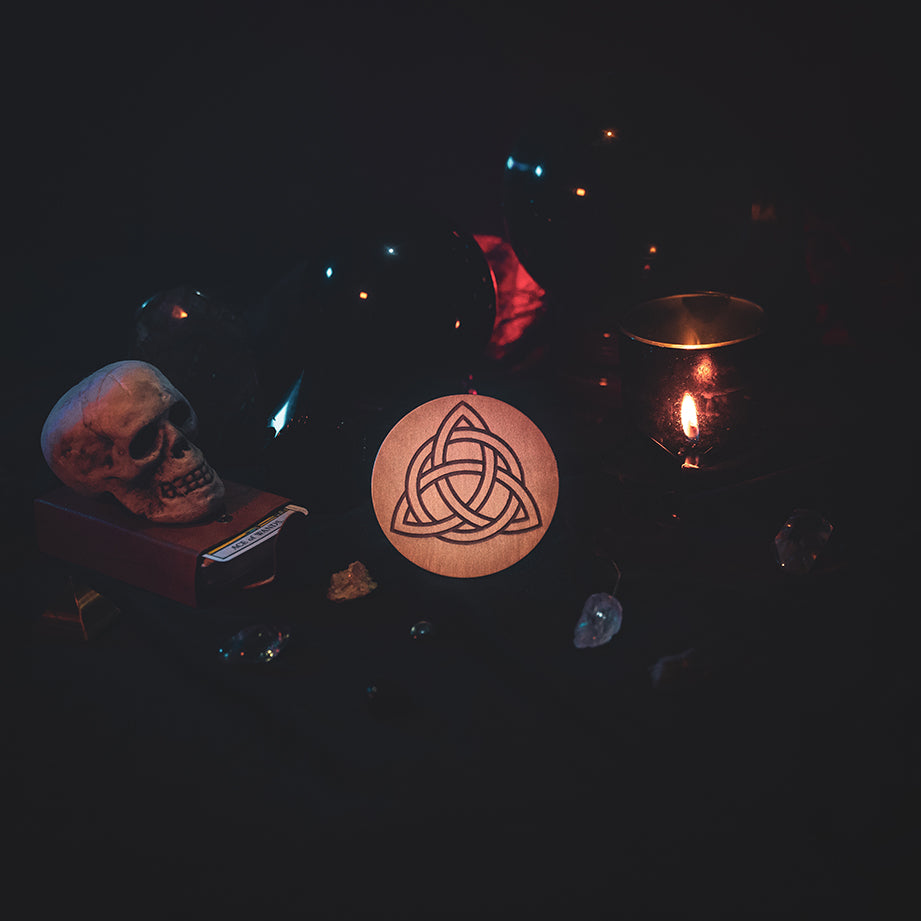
[
  {"x1": 774, "y1": 509, "x2": 833, "y2": 574},
  {"x1": 573, "y1": 593, "x2": 623, "y2": 648},
  {"x1": 219, "y1": 624, "x2": 290, "y2": 663}
]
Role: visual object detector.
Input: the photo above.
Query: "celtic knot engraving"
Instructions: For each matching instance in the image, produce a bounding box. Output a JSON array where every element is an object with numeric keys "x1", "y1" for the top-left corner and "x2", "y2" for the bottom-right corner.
[{"x1": 390, "y1": 401, "x2": 542, "y2": 544}]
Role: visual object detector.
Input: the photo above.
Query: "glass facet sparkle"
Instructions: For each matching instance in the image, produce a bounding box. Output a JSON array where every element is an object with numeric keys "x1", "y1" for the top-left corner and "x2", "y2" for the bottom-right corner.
[{"x1": 219, "y1": 625, "x2": 290, "y2": 663}]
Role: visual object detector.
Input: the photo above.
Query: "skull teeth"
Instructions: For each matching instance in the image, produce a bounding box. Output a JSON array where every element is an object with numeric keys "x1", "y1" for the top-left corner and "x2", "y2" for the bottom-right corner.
[{"x1": 160, "y1": 465, "x2": 214, "y2": 499}]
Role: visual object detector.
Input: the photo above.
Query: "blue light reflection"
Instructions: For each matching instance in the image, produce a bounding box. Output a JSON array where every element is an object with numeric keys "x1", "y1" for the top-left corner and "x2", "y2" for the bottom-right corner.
[
  {"x1": 506, "y1": 155, "x2": 544, "y2": 178},
  {"x1": 269, "y1": 372, "x2": 303, "y2": 436}
]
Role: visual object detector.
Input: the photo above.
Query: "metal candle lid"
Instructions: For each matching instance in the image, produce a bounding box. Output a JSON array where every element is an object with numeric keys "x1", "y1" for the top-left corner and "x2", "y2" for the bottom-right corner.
[{"x1": 618, "y1": 292, "x2": 765, "y2": 350}]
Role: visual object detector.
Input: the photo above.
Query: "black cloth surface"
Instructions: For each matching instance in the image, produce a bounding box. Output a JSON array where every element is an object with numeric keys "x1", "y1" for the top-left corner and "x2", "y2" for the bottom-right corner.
[{"x1": 12, "y1": 4, "x2": 918, "y2": 918}]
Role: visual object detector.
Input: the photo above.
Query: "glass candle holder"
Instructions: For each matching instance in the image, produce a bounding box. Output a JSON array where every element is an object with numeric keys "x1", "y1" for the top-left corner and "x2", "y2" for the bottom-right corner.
[{"x1": 618, "y1": 292, "x2": 765, "y2": 469}]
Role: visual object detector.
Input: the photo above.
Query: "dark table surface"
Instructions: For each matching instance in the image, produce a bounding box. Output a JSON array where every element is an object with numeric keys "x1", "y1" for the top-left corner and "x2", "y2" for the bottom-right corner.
[{"x1": 12, "y1": 4, "x2": 918, "y2": 918}]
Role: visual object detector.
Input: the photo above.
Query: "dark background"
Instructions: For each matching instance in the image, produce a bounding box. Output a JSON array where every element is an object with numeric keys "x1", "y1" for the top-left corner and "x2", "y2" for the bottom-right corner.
[
  {"x1": 10, "y1": 1, "x2": 917, "y2": 356},
  {"x1": 8, "y1": 0, "x2": 917, "y2": 420},
  {"x1": 8, "y1": 1, "x2": 917, "y2": 468},
  {"x1": 12, "y1": 2, "x2": 918, "y2": 918}
]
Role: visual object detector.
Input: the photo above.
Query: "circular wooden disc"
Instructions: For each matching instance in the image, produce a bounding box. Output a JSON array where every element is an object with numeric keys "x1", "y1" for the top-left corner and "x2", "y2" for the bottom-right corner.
[{"x1": 371, "y1": 394, "x2": 559, "y2": 578}]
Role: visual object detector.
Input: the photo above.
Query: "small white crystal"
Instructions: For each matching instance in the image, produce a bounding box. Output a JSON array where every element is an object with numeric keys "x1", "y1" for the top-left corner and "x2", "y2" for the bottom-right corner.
[{"x1": 573, "y1": 593, "x2": 623, "y2": 648}]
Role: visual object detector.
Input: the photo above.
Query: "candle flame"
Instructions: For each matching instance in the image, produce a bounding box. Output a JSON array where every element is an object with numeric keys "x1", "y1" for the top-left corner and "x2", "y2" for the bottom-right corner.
[{"x1": 680, "y1": 392, "x2": 699, "y2": 440}]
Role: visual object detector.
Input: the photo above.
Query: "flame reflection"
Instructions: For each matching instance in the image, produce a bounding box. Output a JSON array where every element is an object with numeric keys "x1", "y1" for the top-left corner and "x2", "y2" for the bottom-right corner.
[{"x1": 694, "y1": 355, "x2": 714, "y2": 382}]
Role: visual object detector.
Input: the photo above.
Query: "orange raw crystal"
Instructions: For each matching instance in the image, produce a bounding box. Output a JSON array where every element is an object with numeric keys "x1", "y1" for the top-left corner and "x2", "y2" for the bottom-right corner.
[{"x1": 327, "y1": 561, "x2": 378, "y2": 602}]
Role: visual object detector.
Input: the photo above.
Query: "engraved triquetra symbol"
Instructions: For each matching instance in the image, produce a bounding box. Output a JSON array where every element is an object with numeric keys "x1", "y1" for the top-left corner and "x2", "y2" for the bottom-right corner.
[{"x1": 390, "y1": 401, "x2": 542, "y2": 544}]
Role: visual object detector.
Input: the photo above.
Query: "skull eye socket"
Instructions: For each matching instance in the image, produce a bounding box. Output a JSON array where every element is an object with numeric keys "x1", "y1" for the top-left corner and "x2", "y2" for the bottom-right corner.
[
  {"x1": 129, "y1": 421, "x2": 160, "y2": 460},
  {"x1": 169, "y1": 400, "x2": 191, "y2": 428}
]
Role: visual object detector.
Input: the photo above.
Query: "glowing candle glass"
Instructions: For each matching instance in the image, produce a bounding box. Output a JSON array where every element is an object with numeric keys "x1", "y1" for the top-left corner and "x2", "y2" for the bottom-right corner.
[{"x1": 618, "y1": 292, "x2": 765, "y2": 468}]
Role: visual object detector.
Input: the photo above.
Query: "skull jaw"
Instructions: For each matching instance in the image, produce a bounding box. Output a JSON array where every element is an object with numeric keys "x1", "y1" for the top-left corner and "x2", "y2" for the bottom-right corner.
[{"x1": 111, "y1": 473, "x2": 226, "y2": 524}]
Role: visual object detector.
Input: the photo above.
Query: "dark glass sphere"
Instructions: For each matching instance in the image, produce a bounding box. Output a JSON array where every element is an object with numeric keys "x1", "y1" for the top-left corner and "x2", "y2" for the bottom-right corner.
[
  {"x1": 252, "y1": 204, "x2": 496, "y2": 509},
  {"x1": 260, "y1": 389, "x2": 393, "y2": 512},
  {"x1": 133, "y1": 285, "x2": 268, "y2": 468},
  {"x1": 252, "y1": 202, "x2": 497, "y2": 417},
  {"x1": 502, "y1": 76, "x2": 804, "y2": 316}
]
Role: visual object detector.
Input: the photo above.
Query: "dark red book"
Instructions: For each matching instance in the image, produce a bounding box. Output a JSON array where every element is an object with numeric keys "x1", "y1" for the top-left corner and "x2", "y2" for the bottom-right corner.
[{"x1": 34, "y1": 481, "x2": 307, "y2": 607}]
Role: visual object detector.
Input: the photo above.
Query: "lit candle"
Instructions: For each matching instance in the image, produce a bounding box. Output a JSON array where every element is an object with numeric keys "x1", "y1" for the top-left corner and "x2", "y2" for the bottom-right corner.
[{"x1": 618, "y1": 293, "x2": 765, "y2": 470}]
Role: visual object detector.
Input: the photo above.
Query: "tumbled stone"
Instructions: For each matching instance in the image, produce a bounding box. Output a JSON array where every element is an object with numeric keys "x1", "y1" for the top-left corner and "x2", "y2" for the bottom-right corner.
[
  {"x1": 410, "y1": 620, "x2": 434, "y2": 640},
  {"x1": 774, "y1": 509, "x2": 833, "y2": 574},
  {"x1": 573, "y1": 593, "x2": 623, "y2": 648}
]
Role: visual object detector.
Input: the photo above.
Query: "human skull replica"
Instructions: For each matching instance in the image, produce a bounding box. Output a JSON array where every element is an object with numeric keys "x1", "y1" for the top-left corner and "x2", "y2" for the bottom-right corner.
[{"x1": 41, "y1": 360, "x2": 225, "y2": 524}]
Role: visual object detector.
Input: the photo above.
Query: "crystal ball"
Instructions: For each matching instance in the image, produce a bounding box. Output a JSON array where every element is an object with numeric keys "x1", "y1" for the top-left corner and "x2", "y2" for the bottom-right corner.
[
  {"x1": 253, "y1": 200, "x2": 497, "y2": 415},
  {"x1": 134, "y1": 285, "x2": 265, "y2": 467}
]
